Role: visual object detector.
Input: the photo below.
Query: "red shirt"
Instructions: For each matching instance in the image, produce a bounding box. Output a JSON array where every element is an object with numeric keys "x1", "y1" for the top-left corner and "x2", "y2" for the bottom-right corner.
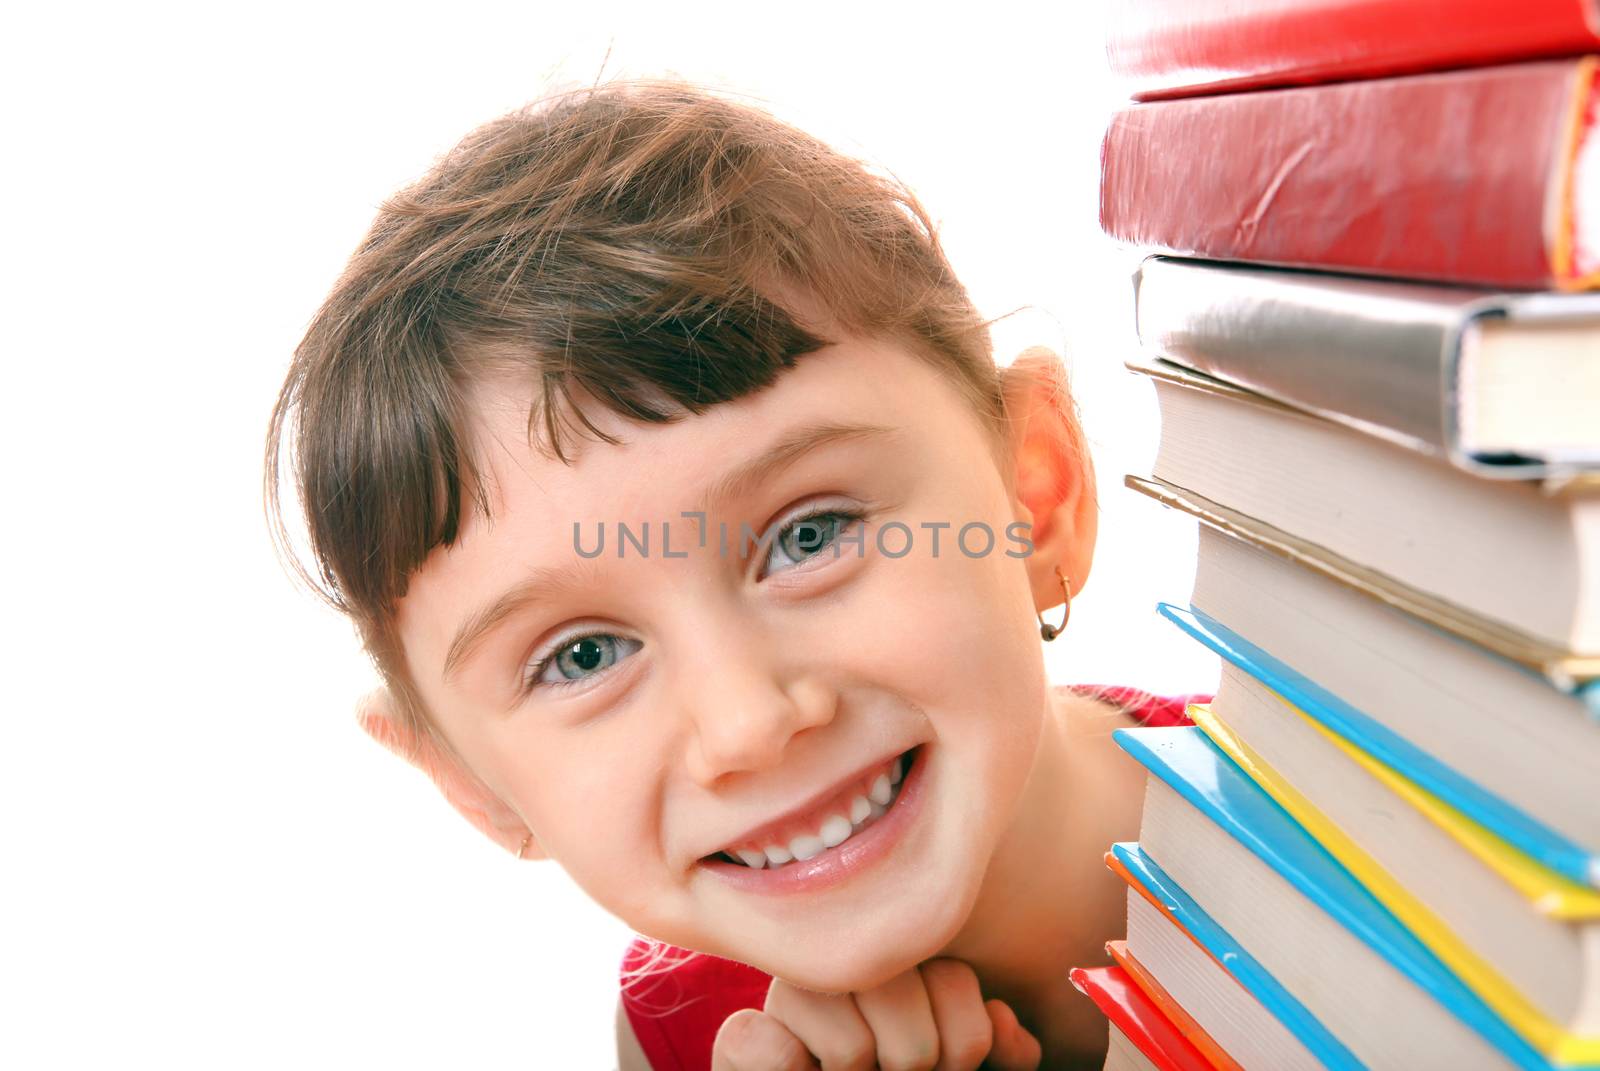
[{"x1": 617, "y1": 685, "x2": 1203, "y2": 1070}]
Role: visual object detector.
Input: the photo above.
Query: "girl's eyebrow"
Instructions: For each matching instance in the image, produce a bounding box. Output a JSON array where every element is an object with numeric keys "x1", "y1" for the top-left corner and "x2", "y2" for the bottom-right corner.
[
  {"x1": 442, "y1": 559, "x2": 604, "y2": 684},
  {"x1": 689, "y1": 419, "x2": 899, "y2": 517},
  {"x1": 440, "y1": 418, "x2": 901, "y2": 684}
]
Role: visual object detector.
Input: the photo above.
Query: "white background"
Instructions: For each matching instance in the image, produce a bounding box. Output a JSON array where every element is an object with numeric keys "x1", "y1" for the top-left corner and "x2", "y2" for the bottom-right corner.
[{"x1": 5, "y1": 3, "x2": 1217, "y2": 1067}]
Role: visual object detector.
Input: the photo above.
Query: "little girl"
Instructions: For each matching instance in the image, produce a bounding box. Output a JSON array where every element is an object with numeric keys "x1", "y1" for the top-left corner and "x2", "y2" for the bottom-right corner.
[{"x1": 265, "y1": 80, "x2": 1203, "y2": 1070}]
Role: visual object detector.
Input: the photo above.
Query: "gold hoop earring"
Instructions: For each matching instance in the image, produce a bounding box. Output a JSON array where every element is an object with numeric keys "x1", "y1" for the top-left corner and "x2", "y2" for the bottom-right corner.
[
  {"x1": 516, "y1": 832, "x2": 535, "y2": 860},
  {"x1": 1037, "y1": 566, "x2": 1072, "y2": 642}
]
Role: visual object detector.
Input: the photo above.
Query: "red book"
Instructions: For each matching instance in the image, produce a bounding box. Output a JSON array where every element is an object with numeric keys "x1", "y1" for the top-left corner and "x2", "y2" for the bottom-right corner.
[
  {"x1": 1109, "y1": 0, "x2": 1600, "y2": 101},
  {"x1": 1069, "y1": 964, "x2": 1214, "y2": 1071},
  {"x1": 1100, "y1": 57, "x2": 1600, "y2": 291}
]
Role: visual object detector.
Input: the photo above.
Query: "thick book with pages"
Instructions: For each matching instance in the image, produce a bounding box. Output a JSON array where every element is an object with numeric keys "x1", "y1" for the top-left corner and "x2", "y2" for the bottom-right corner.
[
  {"x1": 1100, "y1": 58, "x2": 1600, "y2": 290},
  {"x1": 1132, "y1": 256, "x2": 1600, "y2": 477},
  {"x1": 1107, "y1": 852, "x2": 1334, "y2": 1070},
  {"x1": 1116, "y1": 725, "x2": 1598, "y2": 1069},
  {"x1": 1103, "y1": 938, "x2": 1246, "y2": 1071},
  {"x1": 1129, "y1": 359, "x2": 1600, "y2": 660},
  {"x1": 1171, "y1": 529, "x2": 1600, "y2": 884},
  {"x1": 1186, "y1": 689, "x2": 1600, "y2": 1044}
]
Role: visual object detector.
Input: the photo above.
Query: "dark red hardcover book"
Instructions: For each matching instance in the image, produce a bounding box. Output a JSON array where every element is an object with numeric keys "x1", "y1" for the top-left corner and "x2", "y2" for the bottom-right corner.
[
  {"x1": 1100, "y1": 58, "x2": 1600, "y2": 291},
  {"x1": 1109, "y1": 0, "x2": 1600, "y2": 101}
]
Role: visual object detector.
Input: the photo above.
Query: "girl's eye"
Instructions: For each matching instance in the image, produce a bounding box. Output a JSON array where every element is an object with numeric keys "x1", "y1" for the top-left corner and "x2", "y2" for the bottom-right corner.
[
  {"x1": 763, "y1": 508, "x2": 865, "y2": 577},
  {"x1": 520, "y1": 508, "x2": 861, "y2": 696},
  {"x1": 522, "y1": 633, "x2": 642, "y2": 695}
]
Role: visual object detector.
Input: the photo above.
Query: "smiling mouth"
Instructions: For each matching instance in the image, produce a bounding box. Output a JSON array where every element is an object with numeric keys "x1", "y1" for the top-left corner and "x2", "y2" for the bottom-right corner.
[{"x1": 701, "y1": 745, "x2": 922, "y2": 871}]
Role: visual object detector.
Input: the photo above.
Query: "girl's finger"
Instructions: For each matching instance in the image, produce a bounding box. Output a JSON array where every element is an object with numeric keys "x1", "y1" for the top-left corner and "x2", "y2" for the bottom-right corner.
[
  {"x1": 711, "y1": 1009, "x2": 822, "y2": 1071},
  {"x1": 916, "y1": 958, "x2": 996, "y2": 1071},
  {"x1": 852, "y1": 966, "x2": 942, "y2": 1070},
  {"x1": 981, "y1": 999, "x2": 1044, "y2": 1071},
  {"x1": 763, "y1": 982, "x2": 877, "y2": 1071}
]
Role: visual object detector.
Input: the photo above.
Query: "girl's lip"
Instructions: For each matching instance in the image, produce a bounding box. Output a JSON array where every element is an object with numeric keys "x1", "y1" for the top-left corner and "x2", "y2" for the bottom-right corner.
[{"x1": 695, "y1": 744, "x2": 930, "y2": 896}]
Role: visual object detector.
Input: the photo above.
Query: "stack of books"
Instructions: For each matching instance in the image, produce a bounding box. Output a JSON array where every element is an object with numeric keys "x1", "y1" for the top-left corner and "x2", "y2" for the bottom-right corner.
[{"x1": 1072, "y1": 3, "x2": 1600, "y2": 1069}]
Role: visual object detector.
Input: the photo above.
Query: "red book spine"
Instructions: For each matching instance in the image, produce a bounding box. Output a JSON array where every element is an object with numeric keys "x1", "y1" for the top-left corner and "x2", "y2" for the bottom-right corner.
[
  {"x1": 1109, "y1": 0, "x2": 1600, "y2": 101},
  {"x1": 1099, "y1": 58, "x2": 1599, "y2": 290},
  {"x1": 1069, "y1": 964, "x2": 1214, "y2": 1071}
]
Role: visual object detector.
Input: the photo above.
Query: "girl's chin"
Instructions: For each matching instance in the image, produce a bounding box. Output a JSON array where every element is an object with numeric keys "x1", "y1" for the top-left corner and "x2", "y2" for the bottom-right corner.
[
  {"x1": 729, "y1": 891, "x2": 975, "y2": 993},
  {"x1": 763, "y1": 944, "x2": 949, "y2": 996}
]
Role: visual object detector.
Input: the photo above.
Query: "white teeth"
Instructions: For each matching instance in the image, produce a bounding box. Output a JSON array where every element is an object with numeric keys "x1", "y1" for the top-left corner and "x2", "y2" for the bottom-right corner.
[
  {"x1": 849, "y1": 794, "x2": 872, "y2": 824},
  {"x1": 724, "y1": 757, "x2": 914, "y2": 869},
  {"x1": 789, "y1": 833, "x2": 825, "y2": 861},
  {"x1": 819, "y1": 813, "x2": 853, "y2": 848}
]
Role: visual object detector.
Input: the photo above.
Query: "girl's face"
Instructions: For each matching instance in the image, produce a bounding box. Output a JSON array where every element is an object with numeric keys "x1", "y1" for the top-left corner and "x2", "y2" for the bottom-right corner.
[{"x1": 394, "y1": 334, "x2": 1055, "y2": 991}]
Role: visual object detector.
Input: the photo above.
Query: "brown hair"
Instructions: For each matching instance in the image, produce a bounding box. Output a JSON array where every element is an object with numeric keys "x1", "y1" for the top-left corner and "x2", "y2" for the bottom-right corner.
[{"x1": 264, "y1": 80, "x2": 1026, "y2": 749}]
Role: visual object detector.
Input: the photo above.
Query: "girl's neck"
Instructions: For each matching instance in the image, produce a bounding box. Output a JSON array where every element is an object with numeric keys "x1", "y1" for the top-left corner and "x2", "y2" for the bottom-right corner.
[{"x1": 935, "y1": 687, "x2": 1149, "y2": 1067}]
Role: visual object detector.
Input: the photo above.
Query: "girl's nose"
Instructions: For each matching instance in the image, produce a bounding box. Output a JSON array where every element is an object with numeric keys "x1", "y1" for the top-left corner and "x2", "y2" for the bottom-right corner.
[{"x1": 681, "y1": 635, "x2": 839, "y2": 788}]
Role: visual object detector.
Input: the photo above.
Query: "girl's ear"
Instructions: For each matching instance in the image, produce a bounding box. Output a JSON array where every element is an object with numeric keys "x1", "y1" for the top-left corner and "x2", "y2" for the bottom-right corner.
[
  {"x1": 1000, "y1": 346, "x2": 1099, "y2": 612},
  {"x1": 356, "y1": 686, "x2": 549, "y2": 861}
]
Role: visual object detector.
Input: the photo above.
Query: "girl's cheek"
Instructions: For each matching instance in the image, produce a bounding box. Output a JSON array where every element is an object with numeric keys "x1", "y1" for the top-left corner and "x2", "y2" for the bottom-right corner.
[{"x1": 584, "y1": 799, "x2": 661, "y2": 882}]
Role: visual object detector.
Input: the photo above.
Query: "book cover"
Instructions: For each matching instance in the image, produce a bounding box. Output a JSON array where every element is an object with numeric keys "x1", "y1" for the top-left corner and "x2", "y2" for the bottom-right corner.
[
  {"x1": 1068, "y1": 964, "x2": 1214, "y2": 1071},
  {"x1": 1108, "y1": 0, "x2": 1600, "y2": 101},
  {"x1": 1100, "y1": 58, "x2": 1600, "y2": 290}
]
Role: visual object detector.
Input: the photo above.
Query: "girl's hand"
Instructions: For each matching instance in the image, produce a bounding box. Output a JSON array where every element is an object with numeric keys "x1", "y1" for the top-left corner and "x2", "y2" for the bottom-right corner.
[{"x1": 710, "y1": 957, "x2": 1043, "y2": 1071}]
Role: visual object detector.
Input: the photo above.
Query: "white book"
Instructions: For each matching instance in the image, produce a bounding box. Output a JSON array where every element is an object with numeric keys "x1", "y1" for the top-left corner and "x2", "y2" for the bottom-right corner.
[
  {"x1": 1137, "y1": 359, "x2": 1600, "y2": 654},
  {"x1": 1124, "y1": 889, "x2": 1322, "y2": 1070}
]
